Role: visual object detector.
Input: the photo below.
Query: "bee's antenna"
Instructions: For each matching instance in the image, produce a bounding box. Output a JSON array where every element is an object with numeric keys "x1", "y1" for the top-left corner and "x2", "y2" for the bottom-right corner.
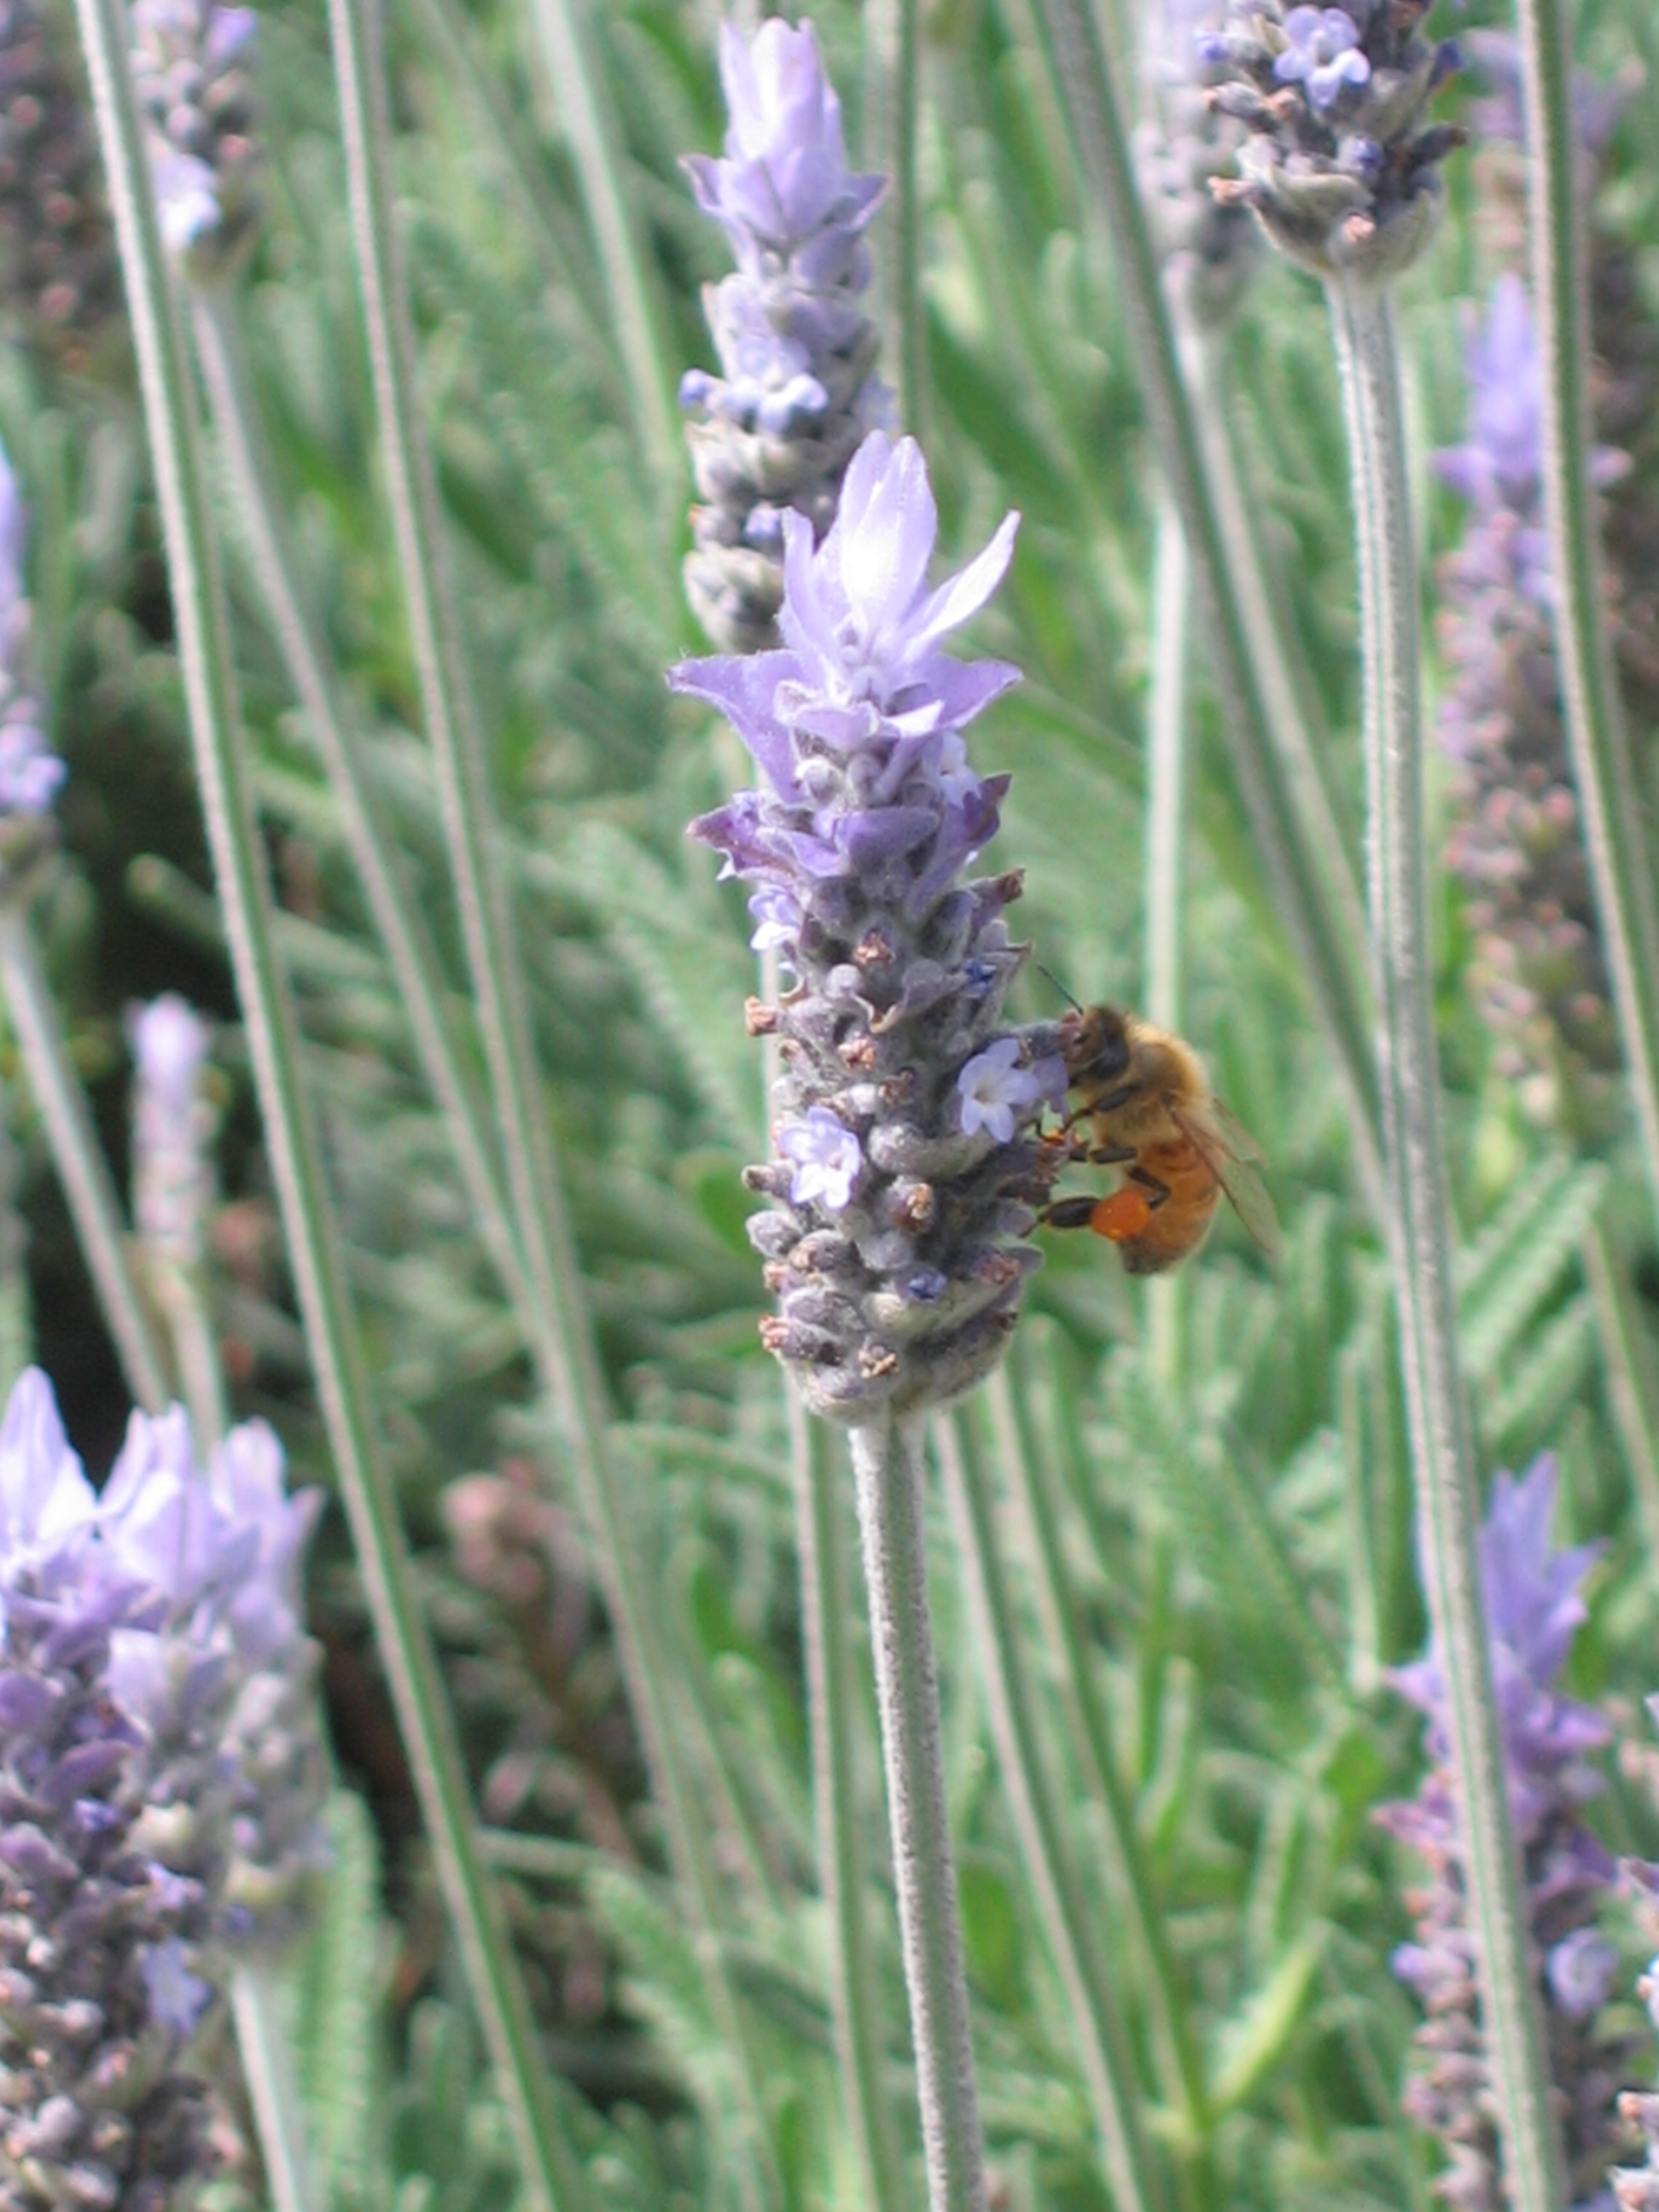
[{"x1": 1033, "y1": 960, "x2": 1084, "y2": 1015}]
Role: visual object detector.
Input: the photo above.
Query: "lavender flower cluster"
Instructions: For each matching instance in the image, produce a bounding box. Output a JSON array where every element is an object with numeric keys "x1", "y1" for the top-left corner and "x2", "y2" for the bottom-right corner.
[
  {"x1": 1199, "y1": 0, "x2": 1463, "y2": 281},
  {"x1": 1134, "y1": 0, "x2": 1257, "y2": 327},
  {"x1": 1381, "y1": 1460, "x2": 1638, "y2": 2212},
  {"x1": 0, "y1": 1367, "x2": 322, "y2": 2211},
  {"x1": 129, "y1": 0, "x2": 259, "y2": 281},
  {"x1": 674, "y1": 430, "x2": 1061, "y2": 1420},
  {"x1": 681, "y1": 18, "x2": 888, "y2": 655}
]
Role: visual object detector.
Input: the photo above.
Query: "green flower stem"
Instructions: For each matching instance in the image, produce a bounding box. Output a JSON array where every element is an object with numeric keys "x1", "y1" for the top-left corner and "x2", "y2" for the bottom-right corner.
[
  {"x1": 231, "y1": 1962, "x2": 319, "y2": 2212},
  {"x1": 940, "y1": 1410, "x2": 1164, "y2": 2212},
  {"x1": 864, "y1": 0, "x2": 923, "y2": 438},
  {"x1": 150, "y1": 1257, "x2": 228, "y2": 1447},
  {"x1": 0, "y1": 904, "x2": 169, "y2": 1413},
  {"x1": 792, "y1": 1399, "x2": 905, "y2": 2212},
  {"x1": 1030, "y1": 0, "x2": 1384, "y2": 1219},
  {"x1": 187, "y1": 287, "x2": 534, "y2": 1330},
  {"x1": 982, "y1": 1367, "x2": 1210, "y2": 2165},
  {"x1": 851, "y1": 1412, "x2": 987, "y2": 2212},
  {"x1": 1516, "y1": 0, "x2": 1659, "y2": 1240},
  {"x1": 67, "y1": 5, "x2": 584, "y2": 2205},
  {"x1": 521, "y1": 0, "x2": 679, "y2": 496},
  {"x1": 1581, "y1": 1218, "x2": 1659, "y2": 1566},
  {"x1": 1144, "y1": 491, "x2": 1189, "y2": 1392},
  {"x1": 1328, "y1": 277, "x2": 1565, "y2": 2212},
  {"x1": 326, "y1": 2, "x2": 771, "y2": 2192}
]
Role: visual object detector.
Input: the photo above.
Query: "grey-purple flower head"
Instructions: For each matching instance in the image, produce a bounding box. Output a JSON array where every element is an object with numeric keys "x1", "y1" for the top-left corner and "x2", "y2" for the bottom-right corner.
[
  {"x1": 0, "y1": 1367, "x2": 323, "y2": 2209},
  {"x1": 0, "y1": 439, "x2": 65, "y2": 847},
  {"x1": 680, "y1": 17, "x2": 890, "y2": 655},
  {"x1": 674, "y1": 431, "x2": 1063, "y2": 1418},
  {"x1": 128, "y1": 993, "x2": 218, "y2": 1275},
  {"x1": 130, "y1": 0, "x2": 260, "y2": 283},
  {"x1": 1200, "y1": 0, "x2": 1462, "y2": 281},
  {"x1": 1380, "y1": 1458, "x2": 1635, "y2": 2212},
  {"x1": 1134, "y1": 0, "x2": 1258, "y2": 327}
]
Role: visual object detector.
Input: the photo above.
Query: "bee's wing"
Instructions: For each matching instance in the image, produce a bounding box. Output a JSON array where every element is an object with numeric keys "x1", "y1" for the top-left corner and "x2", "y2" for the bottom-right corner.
[{"x1": 1171, "y1": 1099, "x2": 1282, "y2": 1261}]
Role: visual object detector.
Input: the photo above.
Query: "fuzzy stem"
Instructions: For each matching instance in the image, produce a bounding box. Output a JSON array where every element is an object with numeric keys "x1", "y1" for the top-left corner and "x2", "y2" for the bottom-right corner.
[
  {"x1": 326, "y1": 1, "x2": 771, "y2": 2190},
  {"x1": 792, "y1": 1400, "x2": 905, "y2": 2212},
  {"x1": 521, "y1": 0, "x2": 679, "y2": 494},
  {"x1": 982, "y1": 1367, "x2": 1210, "y2": 2163},
  {"x1": 940, "y1": 1409, "x2": 1165, "y2": 2212},
  {"x1": 152, "y1": 1265, "x2": 228, "y2": 1447},
  {"x1": 864, "y1": 0, "x2": 923, "y2": 438},
  {"x1": 1516, "y1": 0, "x2": 1659, "y2": 1243},
  {"x1": 1029, "y1": 0, "x2": 1385, "y2": 1216},
  {"x1": 1144, "y1": 490, "x2": 1189, "y2": 1392},
  {"x1": 1328, "y1": 277, "x2": 1566, "y2": 2212},
  {"x1": 66, "y1": 3, "x2": 583, "y2": 2203},
  {"x1": 231, "y1": 1964, "x2": 319, "y2": 2212},
  {"x1": 187, "y1": 288, "x2": 533, "y2": 1329},
  {"x1": 0, "y1": 905, "x2": 169, "y2": 1413},
  {"x1": 852, "y1": 1412, "x2": 986, "y2": 2212}
]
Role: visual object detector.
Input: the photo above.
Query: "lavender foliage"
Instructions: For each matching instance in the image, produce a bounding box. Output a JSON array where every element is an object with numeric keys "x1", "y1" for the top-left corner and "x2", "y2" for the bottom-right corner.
[
  {"x1": 1379, "y1": 1458, "x2": 1637, "y2": 2212},
  {"x1": 129, "y1": 0, "x2": 259, "y2": 282},
  {"x1": 672, "y1": 430, "x2": 1062, "y2": 1420},
  {"x1": 680, "y1": 17, "x2": 889, "y2": 655},
  {"x1": 1199, "y1": 0, "x2": 1463, "y2": 282},
  {"x1": 0, "y1": 1368, "x2": 322, "y2": 2209}
]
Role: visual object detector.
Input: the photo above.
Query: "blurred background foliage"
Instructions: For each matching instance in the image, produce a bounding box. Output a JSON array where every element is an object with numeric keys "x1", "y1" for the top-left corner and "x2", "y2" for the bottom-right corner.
[{"x1": 6, "y1": 0, "x2": 1659, "y2": 2204}]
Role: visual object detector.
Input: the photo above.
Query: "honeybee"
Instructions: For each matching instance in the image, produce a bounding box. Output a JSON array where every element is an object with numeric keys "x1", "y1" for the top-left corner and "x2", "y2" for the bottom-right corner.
[{"x1": 1043, "y1": 1004, "x2": 1280, "y2": 1275}]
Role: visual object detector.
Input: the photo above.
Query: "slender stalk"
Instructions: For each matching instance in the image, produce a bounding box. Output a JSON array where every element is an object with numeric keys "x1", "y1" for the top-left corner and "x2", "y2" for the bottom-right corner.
[
  {"x1": 153, "y1": 1264, "x2": 228, "y2": 1445},
  {"x1": 851, "y1": 1412, "x2": 986, "y2": 2212},
  {"x1": 187, "y1": 288, "x2": 533, "y2": 1328},
  {"x1": 940, "y1": 1411, "x2": 1164, "y2": 2212},
  {"x1": 982, "y1": 1368, "x2": 1209, "y2": 2163},
  {"x1": 864, "y1": 0, "x2": 923, "y2": 437},
  {"x1": 326, "y1": 3, "x2": 771, "y2": 2191},
  {"x1": 521, "y1": 0, "x2": 679, "y2": 493},
  {"x1": 1516, "y1": 0, "x2": 1659, "y2": 1242},
  {"x1": 1581, "y1": 1217, "x2": 1659, "y2": 1566},
  {"x1": 1328, "y1": 277, "x2": 1565, "y2": 2212},
  {"x1": 232, "y1": 1963, "x2": 319, "y2": 2212},
  {"x1": 0, "y1": 905, "x2": 169, "y2": 1413},
  {"x1": 1144, "y1": 491, "x2": 1189, "y2": 1391},
  {"x1": 792, "y1": 1400, "x2": 906, "y2": 2212},
  {"x1": 67, "y1": 6, "x2": 583, "y2": 2204},
  {"x1": 1028, "y1": 0, "x2": 1385, "y2": 1220}
]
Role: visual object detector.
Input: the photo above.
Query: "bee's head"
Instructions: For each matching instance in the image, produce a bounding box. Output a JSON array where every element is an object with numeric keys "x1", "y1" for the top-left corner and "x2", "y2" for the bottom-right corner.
[{"x1": 1062, "y1": 1004, "x2": 1131, "y2": 1086}]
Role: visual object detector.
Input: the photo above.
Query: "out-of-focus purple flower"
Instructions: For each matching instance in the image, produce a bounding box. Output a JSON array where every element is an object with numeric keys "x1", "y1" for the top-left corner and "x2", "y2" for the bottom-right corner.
[
  {"x1": 680, "y1": 18, "x2": 889, "y2": 654},
  {"x1": 0, "y1": 439, "x2": 65, "y2": 846},
  {"x1": 1201, "y1": 0, "x2": 1461, "y2": 279},
  {"x1": 1380, "y1": 1458, "x2": 1637, "y2": 2210},
  {"x1": 1435, "y1": 275, "x2": 1545, "y2": 513},
  {"x1": 130, "y1": 0, "x2": 260, "y2": 282},
  {"x1": 1134, "y1": 0, "x2": 1257, "y2": 326},
  {"x1": 673, "y1": 432, "x2": 1060, "y2": 1419},
  {"x1": 128, "y1": 993, "x2": 218, "y2": 1278}
]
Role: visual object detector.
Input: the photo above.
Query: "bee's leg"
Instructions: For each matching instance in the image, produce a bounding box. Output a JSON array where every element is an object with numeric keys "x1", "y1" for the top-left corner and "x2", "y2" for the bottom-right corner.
[
  {"x1": 1043, "y1": 1196, "x2": 1104, "y2": 1231},
  {"x1": 1127, "y1": 1166, "x2": 1172, "y2": 1212},
  {"x1": 1085, "y1": 1143, "x2": 1137, "y2": 1167}
]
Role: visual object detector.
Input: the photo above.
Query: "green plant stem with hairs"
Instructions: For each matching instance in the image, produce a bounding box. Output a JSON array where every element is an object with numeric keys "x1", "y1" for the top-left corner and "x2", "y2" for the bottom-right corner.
[
  {"x1": 852, "y1": 1412, "x2": 987, "y2": 2212},
  {"x1": 1144, "y1": 491, "x2": 1189, "y2": 1394},
  {"x1": 325, "y1": 0, "x2": 773, "y2": 2192},
  {"x1": 1516, "y1": 0, "x2": 1659, "y2": 1246},
  {"x1": 65, "y1": 0, "x2": 585, "y2": 2200},
  {"x1": 1328, "y1": 276, "x2": 1566, "y2": 2212},
  {"x1": 864, "y1": 0, "x2": 924, "y2": 435},
  {"x1": 0, "y1": 904, "x2": 170, "y2": 1413},
  {"x1": 1028, "y1": 0, "x2": 1385, "y2": 1225},
  {"x1": 941, "y1": 1406, "x2": 1167, "y2": 2212}
]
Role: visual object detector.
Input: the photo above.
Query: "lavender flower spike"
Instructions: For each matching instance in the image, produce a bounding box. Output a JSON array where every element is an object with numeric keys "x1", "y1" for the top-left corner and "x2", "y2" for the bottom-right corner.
[
  {"x1": 675, "y1": 430, "x2": 1062, "y2": 1419},
  {"x1": 0, "y1": 1365, "x2": 322, "y2": 2211},
  {"x1": 127, "y1": 995, "x2": 217, "y2": 1277},
  {"x1": 1200, "y1": 0, "x2": 1463, "y2": 281},
  {"x1": 1133, "y1": 0, "x2": 1258, "y2": 329},
  {"x1": 681, "y1": 16, "x2": 889, "y2": 655},
  {"x1": 0, "y1": 440, "x2": 65, "y2": 895},
  {"x1": 1379, "y1": 1458, "x2": 1637, "y2": 2212},
  {"x1": 129, "y1": 0, "x2": 260, "y2": 284}
]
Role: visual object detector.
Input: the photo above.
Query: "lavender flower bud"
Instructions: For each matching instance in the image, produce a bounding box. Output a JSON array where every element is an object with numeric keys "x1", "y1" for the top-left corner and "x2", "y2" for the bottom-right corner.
[
  {"x1": 128, "y1": 0, "x2": 259, "y2": 285},
  {"x1": 0, "y1": 0, "x2": 124, "y2": 377},
  {"x1": 680, "y1": 17, "x2": 889, "y2": 655},
  {"x1": 1200, "y1": 0, "x2": 1462, "y2": 282},
  {"x1": 1379, "y1": 1458, "x2": 1639, "y2": 2211},
  {"x1": 0, "y1": 442, "x2": 65, "y2": 900},
  {"x1": 127, "y1": 996, "x2": 217, "y2": 1279},
  {"x1": 1133, "y1": 0, "x2": 1257, "y2": 328},
  {"x1": 1435, "y1": 277, "x2": 1621, "y2": 1136},
  {"x1": 673, "y1": 431, "x2": 1063, "y2": 1420}
]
